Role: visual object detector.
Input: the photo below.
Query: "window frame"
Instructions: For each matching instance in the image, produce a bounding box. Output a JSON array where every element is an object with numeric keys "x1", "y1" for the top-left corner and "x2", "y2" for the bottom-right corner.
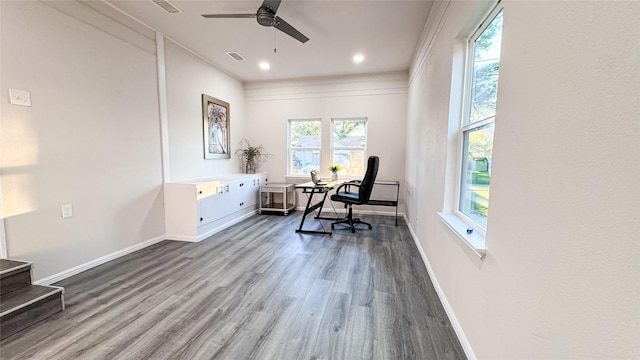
[
  {"x1": 330, "y1": 118, "x2": 368, "y2": 177},
  {"x1": 454, "y1": 2, "x2": 503, "y2": 236},
  {"x1": 287, "y1": 118, "x2": 322, "y2": 177}
]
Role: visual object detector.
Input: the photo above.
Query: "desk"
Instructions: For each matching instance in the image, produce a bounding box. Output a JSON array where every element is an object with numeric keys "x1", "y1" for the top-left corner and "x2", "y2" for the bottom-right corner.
[
  {"x1": 369, "y1": 180, "x2": 400, "y2": 226},
  {"x1": 295, "y1": 180, "x2": 343, "y2": 235}
]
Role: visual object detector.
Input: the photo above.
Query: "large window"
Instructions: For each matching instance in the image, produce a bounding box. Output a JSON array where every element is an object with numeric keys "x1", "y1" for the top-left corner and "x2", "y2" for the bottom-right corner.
[
  {"x1": 288, "y1": 119, "x2": 322, "y2": 176},
  {"x1": 458, "y1": 5, "x2": 503, "y2": 228},
  {"x1": 331, "y1": 118, "x2": 367, "y2": 176}
]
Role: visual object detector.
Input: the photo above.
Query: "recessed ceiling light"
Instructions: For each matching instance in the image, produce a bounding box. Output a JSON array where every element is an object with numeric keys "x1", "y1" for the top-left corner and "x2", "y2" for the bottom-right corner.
[
  {"x1": 259, "y1": 62, "x2": 270, "y2": 71},
  {"x1": 353, "y1": 54, "x2": 365, "y2": 64}
]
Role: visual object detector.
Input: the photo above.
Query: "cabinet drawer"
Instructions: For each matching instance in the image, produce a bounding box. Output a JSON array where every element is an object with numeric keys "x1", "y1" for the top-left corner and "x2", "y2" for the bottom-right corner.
[{"x1": 196, "y1": 181, "x2": 222, "y2": 200}]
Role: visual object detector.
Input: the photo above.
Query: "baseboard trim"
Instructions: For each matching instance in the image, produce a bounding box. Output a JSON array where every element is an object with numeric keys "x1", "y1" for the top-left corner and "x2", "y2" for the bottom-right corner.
[
  {"x1": 34, "y1": 235, "x2": 166, "y2": 285},
  {"x1": 164, "y1": 234, "x2": 198, "y2": 242},
  {"x1": 404, "y1": 215, "x2": 477, "y2": 360}
]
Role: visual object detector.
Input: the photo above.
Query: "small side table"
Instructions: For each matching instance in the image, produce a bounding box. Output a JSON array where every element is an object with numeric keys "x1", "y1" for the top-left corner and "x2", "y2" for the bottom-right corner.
[{"x1": 259, "y1": 183, "x2": 295, "y2": 215}]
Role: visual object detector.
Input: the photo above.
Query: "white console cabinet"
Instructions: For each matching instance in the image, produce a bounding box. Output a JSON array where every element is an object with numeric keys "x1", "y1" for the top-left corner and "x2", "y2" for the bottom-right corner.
[{"x1": 164, "y1": 173, "x2": 266, "y2": 242}]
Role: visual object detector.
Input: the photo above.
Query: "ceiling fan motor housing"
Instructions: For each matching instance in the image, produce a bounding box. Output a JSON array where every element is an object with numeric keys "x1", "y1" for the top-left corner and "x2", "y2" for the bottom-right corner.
[{"x1": 257, "y1": 7, "x2": 276, "y2": 26}]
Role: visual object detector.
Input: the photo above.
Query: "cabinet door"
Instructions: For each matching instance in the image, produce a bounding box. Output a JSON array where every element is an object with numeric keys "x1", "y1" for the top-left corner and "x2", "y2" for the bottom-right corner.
[
  {"x1": 230, "y1": 176, "x2": 261, "y2": 210},
  {"x1": 197, "y1": 184, "x2": 232, "y2": 226},
  {"x1": 211, "y1": 185, "x2": 229, "y2": 220},
  {"x1": 243, "y1": 176, "x2": 260, "y2": 208},
  {"x1": 228, "y1": 180, "x2": 246, "y2": 210},
  {"x1": 197, "y1": 194, "x2": 217, "y2": 227}
]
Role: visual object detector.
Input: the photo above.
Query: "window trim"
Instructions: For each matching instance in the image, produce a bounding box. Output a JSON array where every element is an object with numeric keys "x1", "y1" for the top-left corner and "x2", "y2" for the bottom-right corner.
[
  {"x1": 287, "y1": 118, "x2": 322, "y2": 177},
  {"x1": 441, "y1": 1, "x2": 503, "y2": 257}
]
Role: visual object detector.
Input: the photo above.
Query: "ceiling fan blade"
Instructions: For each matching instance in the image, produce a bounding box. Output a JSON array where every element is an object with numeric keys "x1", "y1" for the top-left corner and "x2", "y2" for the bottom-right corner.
[
  {"x1": 261, "y1": 0, "x2": 281, "y2": 14},
  {"x1": 273, "y1": 16, "x2": 309, "y2": 43},
  {"x1": 201, "y1": 13, "x2": 257, "y2": 19}
]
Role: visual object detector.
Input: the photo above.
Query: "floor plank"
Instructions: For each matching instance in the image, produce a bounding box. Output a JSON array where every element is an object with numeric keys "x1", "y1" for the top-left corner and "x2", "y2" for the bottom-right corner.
[{"x1": 0, "y1": 213, "x2": 466, "y2": 360}]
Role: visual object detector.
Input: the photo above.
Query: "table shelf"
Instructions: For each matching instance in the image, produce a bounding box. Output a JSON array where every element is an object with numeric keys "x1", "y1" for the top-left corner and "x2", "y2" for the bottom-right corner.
[{"x1": 259, "y1": 183, "x2": 295, "y2": 215}]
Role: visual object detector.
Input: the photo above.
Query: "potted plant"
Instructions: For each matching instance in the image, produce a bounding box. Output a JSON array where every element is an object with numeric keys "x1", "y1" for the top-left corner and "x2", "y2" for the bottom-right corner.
[
  {"x1": 235, "y1": 138, "x2": 270, "y2": 173},
  {"x1": 328, "y1": 164, "x2": 342, "y2": 181}
]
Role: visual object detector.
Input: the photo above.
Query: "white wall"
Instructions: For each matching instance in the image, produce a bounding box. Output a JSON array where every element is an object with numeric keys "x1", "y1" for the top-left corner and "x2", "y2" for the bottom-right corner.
[
  {"x1": 164, "y1": 39, "x2": 246, "y2": 182},
  {"x1": 245, "y1": 72, "x2": 408, "y2": 208},
  {"x1": 0, "y1": 1, "x2": 165, "y2": 281},
  {"x1": 406, "y1": 1, "x2": 640, "y2": 358}
]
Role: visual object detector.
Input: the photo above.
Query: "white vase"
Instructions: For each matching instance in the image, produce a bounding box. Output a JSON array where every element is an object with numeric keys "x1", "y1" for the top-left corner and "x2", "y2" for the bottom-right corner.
[{"x1": 331, "y1": 172, "x2": 338, "y2": 181}]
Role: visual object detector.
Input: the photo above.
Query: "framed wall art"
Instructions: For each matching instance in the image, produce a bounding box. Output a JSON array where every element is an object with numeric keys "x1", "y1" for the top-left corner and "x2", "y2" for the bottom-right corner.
[{"x1": 202, "y1": 94, "x2": 230, "y2": 159}]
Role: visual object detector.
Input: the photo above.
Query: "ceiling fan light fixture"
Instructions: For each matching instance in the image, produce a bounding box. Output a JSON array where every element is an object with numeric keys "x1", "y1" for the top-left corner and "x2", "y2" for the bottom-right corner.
[
  {"x1": 353, "y1": 54, "x2": 365, "y2": 64},
  {"x1": 259, "y1": 61, "x2": 271, "y2": 71}
]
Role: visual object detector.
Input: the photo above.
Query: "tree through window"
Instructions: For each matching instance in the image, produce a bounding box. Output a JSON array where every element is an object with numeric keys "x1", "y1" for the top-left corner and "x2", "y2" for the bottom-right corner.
[
  {"x1": 331, "y1": 119, "x2": 367, "y2": 176},
  {"x1": 288, "y1": 119, "x2": 322, "y2": 176}
]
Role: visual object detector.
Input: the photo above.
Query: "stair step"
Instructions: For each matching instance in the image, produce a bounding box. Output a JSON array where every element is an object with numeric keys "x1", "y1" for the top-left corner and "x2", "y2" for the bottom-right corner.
[
  {"x1": 0, "y1": 259, "x2": 33, "y2": 294},
  {"x1": 0, "y1": 284, "x2": 64, "y2": 340},
  {"x1": 0, "y1": 259, "x2": 31, "y2": 273}
]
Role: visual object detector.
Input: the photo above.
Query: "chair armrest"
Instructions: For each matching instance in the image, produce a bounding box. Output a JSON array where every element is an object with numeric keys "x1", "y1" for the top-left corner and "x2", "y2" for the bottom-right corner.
[{"x1": 335, "y1": 180, "x2": 362, "y2": 193}]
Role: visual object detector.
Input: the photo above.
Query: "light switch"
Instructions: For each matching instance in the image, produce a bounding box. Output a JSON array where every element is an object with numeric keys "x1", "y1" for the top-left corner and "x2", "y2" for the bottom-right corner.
[
  {"x1": 61, "y1": 204, "x2": 73, "y2": 219},
  {"x1": 9, "y1": 89, "x2": 32, "y2": 107}
]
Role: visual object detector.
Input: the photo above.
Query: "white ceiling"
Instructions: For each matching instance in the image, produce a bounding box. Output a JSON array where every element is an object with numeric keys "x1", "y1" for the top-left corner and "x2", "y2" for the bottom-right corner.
[{"x1": 102, "y1": 0, "x2": 434, "y2": 83}]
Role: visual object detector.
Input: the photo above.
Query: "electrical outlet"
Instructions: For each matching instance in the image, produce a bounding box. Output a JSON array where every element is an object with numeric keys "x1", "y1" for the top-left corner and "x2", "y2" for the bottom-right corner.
[{"x1": 61, "y1": 204, "x2": 73, "y2": 219}]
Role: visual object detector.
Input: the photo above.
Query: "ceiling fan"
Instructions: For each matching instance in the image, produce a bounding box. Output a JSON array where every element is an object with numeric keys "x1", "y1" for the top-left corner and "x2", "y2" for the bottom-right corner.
[{"x1": 201, "y1": 0, "x2": 309, "y2": 43}]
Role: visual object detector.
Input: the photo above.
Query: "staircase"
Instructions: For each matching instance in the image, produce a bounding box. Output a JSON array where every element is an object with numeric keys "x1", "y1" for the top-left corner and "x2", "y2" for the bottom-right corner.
[{"x1": 0, "y1": 259, "x2": 64, "y2": 341}]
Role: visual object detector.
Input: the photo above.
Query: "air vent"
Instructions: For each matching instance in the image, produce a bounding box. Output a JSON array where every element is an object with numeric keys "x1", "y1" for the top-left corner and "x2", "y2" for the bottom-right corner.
[
  {"x1": 151, "y1": 0, "x2": 182, "y2": 14},
  {"x1": 226, "y1": 52, "x2": 246, "y2": 61}
]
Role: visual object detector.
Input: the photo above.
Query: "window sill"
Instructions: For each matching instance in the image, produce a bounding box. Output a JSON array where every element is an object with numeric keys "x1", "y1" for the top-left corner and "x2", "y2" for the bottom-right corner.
[{"x1": 437, "y1": 212, "x2": 486, "y2": 260}]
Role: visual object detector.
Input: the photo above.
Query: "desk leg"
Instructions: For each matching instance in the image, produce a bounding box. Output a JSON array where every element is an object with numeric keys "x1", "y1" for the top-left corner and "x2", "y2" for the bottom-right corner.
[
  {"x1": 313, "y1": 194, "x2": 326, "y2": 219},
  {"x1": 297, "y1": 191, "x2": 316, "y2": 232},
  {"x1": 296, "y1": 191, "x2": 332, "y2": 236},
  {"x1": 395, "y1": 183, "x2": 400, "y2": 226}
]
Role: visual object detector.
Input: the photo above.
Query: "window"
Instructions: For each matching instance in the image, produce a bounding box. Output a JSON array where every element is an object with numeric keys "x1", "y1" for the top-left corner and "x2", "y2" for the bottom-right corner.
[
  {"x1": 288, "y1": 119, "x2": 321, "y2": 176},
  {"x1": 331, "y1": 118, "x2": 367, "y2": 176},
  {"x1": 458, "y1": 5, "x2": 503, "y2": 228}
]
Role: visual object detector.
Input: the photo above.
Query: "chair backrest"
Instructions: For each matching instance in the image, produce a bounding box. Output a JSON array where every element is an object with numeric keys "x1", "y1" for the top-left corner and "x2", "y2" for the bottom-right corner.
[{"x1": 359, "y1": 156, "x2": 379, "y2": 203}]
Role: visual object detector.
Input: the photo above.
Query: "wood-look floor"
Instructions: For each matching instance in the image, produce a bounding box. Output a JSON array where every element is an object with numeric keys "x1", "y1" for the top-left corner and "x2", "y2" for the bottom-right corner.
[{"x1": 0, "y1": 213, "x2": 466, "y2": 360}]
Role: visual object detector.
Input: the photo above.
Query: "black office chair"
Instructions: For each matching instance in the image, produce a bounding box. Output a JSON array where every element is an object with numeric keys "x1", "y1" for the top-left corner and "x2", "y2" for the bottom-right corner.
[{"x1": 330, "y1": 156, "x2": 379, "y2": 233}]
